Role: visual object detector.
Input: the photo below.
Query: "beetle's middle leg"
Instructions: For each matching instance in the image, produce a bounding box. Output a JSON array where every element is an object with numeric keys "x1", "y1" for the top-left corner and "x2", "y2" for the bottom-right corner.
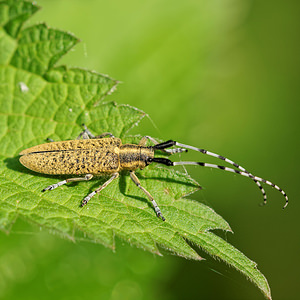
[
  {"x1": 139, "y1": 136, "x2": 187, "y2": 154},
  {"x1": 81, "y1": 172, "x2": 119, "y2": 206},
  {"x1": 129, "y1": 171, "x2": 165, "y2": 221},
  {"x1": 77, "y1": 124, "x2": 115, "y2": 140},
  {"x1": 42, "y1": 174, "x2": 94, "y2": 192}
]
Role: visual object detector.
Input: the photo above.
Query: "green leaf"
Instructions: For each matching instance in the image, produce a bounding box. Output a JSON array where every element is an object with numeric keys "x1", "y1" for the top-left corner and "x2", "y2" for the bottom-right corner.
[
  {"x1": 10, "y1": 23, "x2": 80, "y2": 75},
  {"x1": 0, "y1": 1, "x2": 271, "y2": 299},
  {"x1": 0, "y1": 0, "x2": 40, "y2": 38}
]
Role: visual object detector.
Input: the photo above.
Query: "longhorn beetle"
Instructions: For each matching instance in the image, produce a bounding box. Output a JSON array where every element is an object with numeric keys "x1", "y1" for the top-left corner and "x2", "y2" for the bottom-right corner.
[{"x1": 19, "y1": 125, "x2": 288, "y2": 221}]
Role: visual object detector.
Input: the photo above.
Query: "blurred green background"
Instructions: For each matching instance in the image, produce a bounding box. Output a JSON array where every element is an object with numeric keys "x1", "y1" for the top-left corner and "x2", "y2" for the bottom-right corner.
[{"x1": 0, "y1": 0, "x2": 299, "y2": 299}]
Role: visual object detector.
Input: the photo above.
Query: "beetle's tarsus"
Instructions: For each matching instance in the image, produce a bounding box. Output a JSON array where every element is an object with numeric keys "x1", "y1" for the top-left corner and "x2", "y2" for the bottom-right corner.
[
  {"x1": 158, "y1": 213, "x2": 166, "y2": 221},
  {"x1": 155, "y1": 207, "x2": 165, "y2": 221},
  {"x1": 41, "y1": 180, "x2": 67, "y2": 192},
  {"x1": 42, "y1": 185, "x2": 55, "y2": 192},
  {"x1": 82, "y1": 195, "x2": 91, "y2": 206}
]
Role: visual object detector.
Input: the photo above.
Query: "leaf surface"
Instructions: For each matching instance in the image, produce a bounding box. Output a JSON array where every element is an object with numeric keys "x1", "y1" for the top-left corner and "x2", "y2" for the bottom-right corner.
[{"x1": 0, "y1": 1, "x2": 271, "y2": 299}]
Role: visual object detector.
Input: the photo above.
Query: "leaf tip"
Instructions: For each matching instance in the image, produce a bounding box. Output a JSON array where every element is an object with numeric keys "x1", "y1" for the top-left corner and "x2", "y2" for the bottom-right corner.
[{"x1": 196, "y1": 255, "x2": 205, "y2": 261}]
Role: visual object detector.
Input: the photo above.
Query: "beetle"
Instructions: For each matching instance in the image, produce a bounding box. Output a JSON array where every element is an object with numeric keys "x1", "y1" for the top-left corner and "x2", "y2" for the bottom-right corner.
[{"x1": 19, "y1": 125, "x2": 288, "y2": 221}]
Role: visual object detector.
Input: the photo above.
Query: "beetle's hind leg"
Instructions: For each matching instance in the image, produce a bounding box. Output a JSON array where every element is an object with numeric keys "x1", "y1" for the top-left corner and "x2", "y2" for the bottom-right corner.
[
  {"x1": 42, "y1": 174, "x2": 94, "y2": 192},
  {"x1": 81, "y1": 172, "x2": 119, "y2": 206},
  {"x1": 130, "y1": 171, "x2": 165, "y2": 221}
]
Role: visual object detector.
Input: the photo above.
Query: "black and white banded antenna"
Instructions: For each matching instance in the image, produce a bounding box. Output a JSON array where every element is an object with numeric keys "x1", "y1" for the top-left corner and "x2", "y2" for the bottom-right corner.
[{"x1": 150, "y1": 140, "x2": 288, "y2": 209}]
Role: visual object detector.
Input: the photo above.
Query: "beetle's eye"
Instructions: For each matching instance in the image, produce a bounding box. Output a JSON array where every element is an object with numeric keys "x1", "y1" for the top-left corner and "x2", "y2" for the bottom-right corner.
[{"x1": 146, "y1": 157, "x2": 153, "y2": 164}]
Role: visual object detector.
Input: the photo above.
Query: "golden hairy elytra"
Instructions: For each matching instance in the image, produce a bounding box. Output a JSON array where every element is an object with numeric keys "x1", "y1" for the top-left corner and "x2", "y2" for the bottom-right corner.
[{"x1": 19, "y1": 125, "x2": 288, "y2": 221}]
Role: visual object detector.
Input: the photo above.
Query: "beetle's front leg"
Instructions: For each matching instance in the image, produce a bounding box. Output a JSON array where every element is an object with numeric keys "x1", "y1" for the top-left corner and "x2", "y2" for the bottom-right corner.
[{"x1": 129, "y1": 171, "x2": 165, "y2": 221}]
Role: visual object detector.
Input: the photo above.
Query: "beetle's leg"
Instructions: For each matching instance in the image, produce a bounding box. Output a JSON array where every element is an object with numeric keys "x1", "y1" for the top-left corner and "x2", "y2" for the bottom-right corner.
[
  {"x1": 129, "y1": 171, "x2": 165, "y2": 221},
  {"x1": 76, "y1": 130, "x2": 91, "y2": 140},
  {"x1": 81, "y1": 124, "x2": 114, "y2": 139},
  {"x1": 42, "y1": 174, "x2": 93, "y2": 192},
  {"x1": 81, "y1": 172, "x2": 119, "y2": 206},
  {"x1": 78, "y1": 124, "x2": 114, "y2": 140},
  {"x1": 139, "y1": 136, "x2": 157, "y2": 146},
  {"x1": 76, "y1": 124, "x2": 97, "y2": 139},
  {"x1": 94, "y1": 132, "x2": 115, "y2": 139},
  {"x1": 139, "y1": 136, "x2": 187, "y2": 154}
]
